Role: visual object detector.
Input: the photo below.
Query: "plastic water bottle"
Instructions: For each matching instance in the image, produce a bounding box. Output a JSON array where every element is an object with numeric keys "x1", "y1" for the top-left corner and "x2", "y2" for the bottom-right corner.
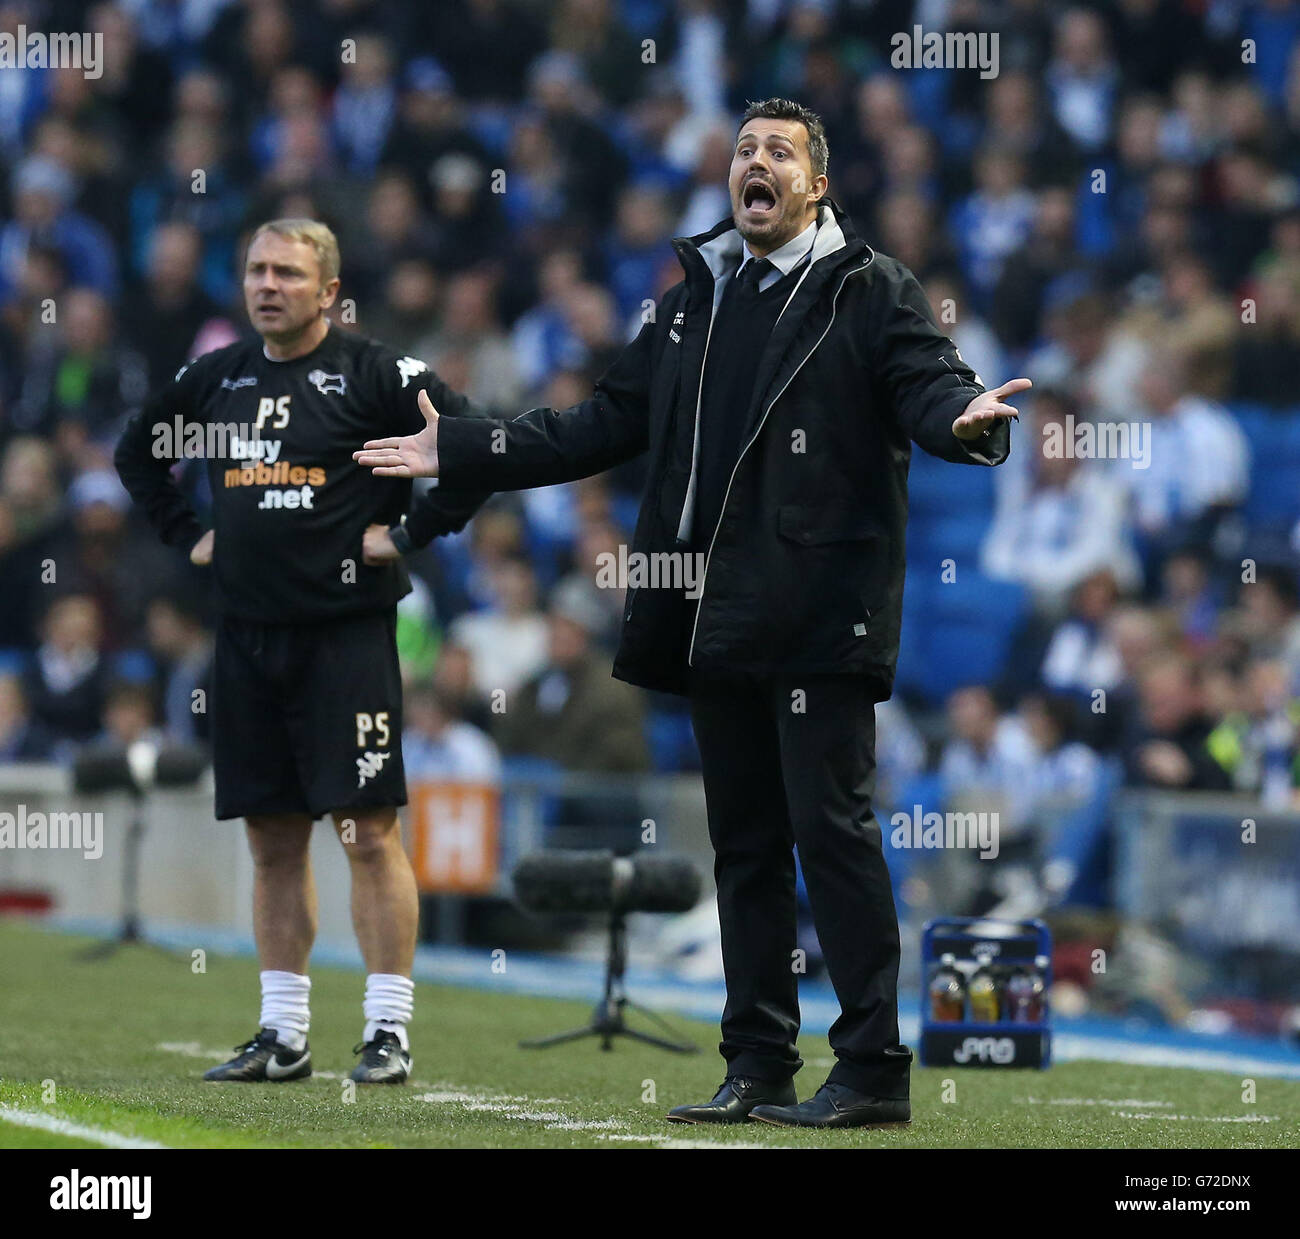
[
  {"x1": 1006, "y1": 966, "x2": 1046, "y2": 1022},
  {"x1": 968, "y1": 957, "x2": 1002, "y2": 1023},
  {"x1": 928, "y1": 953, "x2": 965, "y2": 1022}
]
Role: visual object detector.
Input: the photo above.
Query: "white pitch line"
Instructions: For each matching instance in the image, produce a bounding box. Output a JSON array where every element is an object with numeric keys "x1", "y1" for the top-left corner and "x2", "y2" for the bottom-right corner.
[
  {"x1": 0, "y1": 1104, "x2": 168, "y2": 1150},
  {"x1": 650, "y1": 1137, "x2": 802, "y2": 1150},
  {"x1": 1019, "y1": 1096, "x2": 1281, "y2": 1122},
  {"x1": 1113, "y1": 1111, "x2": 1279, "y2": 1123},
  {"x1": 593, "y1": 1131, "x2": 798, "y2": 1148},
  {"x1": 157, "y1": 1040, "x2": 226, "y2": 1061},
  {"x1": 1020, "y1": 1097, "x2": 1175, "y2": 1108},
  {"x1": 156, "y1": 1043, "x2": 794, "y2": 1146}
]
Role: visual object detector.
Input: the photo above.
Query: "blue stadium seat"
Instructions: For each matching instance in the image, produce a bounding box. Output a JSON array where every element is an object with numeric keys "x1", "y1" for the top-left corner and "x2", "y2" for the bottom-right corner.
[
  {"x1": 111, "y1": 649, "x2": 155, "y2": 683},
  {"x1": 499, "y1": 754, "x2": 564, "y2": 834},
  {"x1": 1229, "y1": 402, "x2": 1300, "y2": 532},
  {"x1": 1242, "y1": 460, "x2": 1300, "y2": 530},
  {"x1": 611, "y1": 493, "x2": 641, "y2": 538},
  {"x1": 881, "y1": 769, "x2": 947, "y2": 902},
  {"x1": 899, "y1": 571, "x2": 1028, "y2": 705},
  {"x1": 646, "y1": 708, "x2": 700, "y2": 773},
  {"x1": 906, "y1": 447, "x2": 997, "y2": 520},
  {"x1": 911, "y1": 513, "x2": 990, "y2": 562},
  {"x1": 895, "y1": 567, "x2": 935, "y2": 699}
]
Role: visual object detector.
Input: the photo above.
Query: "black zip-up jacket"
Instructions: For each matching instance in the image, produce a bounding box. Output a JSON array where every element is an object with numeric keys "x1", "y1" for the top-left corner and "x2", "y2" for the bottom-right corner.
[{"x1": 433, "y1": 199, "x2": 1012, "y2": 700}]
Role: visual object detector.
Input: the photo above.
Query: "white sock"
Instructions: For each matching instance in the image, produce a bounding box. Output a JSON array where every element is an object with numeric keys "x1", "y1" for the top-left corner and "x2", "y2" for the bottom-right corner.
[
  {"x1": 363, "y1": 973, "x2": 414, "y2": 1051},
  {"x1": 259, "y1": 970, "x2": 310, "y2": 1052}
]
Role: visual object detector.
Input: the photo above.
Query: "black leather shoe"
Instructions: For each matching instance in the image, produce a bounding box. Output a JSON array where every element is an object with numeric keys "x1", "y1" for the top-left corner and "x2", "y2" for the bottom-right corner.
[
  {"x1": 666, "y1": 1075, "x2": 798, "y2": 1124},
  {"x1": 749, "y1": 1081, "x2": 911, "y2": 1129}
]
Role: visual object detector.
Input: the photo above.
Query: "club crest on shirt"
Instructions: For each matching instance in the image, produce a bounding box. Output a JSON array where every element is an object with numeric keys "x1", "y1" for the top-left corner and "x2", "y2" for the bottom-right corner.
[{"x1": 308, "y1": 369, "x2": 347, "y2": 395}]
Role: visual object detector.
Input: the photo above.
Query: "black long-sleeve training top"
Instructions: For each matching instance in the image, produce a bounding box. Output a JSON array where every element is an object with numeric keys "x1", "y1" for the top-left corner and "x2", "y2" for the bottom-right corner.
[{"x1": 114, "y1": 324, "x2": 481, "y2": 624}]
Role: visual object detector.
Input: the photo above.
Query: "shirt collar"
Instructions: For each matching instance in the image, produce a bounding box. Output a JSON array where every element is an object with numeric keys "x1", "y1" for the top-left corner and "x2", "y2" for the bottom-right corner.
[{"x1": 739, "y1": 217, "x2": 818, "y2": 277}]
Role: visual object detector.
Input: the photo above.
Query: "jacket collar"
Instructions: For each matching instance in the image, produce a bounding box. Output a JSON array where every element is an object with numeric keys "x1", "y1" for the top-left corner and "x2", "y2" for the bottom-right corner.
[
  {"x1": 668, "y1": 199, "x2": 876, "y2": 547},
  {"x1": 674, "y1": 198, "x2": 870, "y2": 285}
]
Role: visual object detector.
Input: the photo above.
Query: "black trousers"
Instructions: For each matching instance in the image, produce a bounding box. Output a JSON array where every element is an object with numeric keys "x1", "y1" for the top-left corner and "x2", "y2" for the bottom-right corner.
[{"x1": 688, "y1": 668, "x2": 912, "y2": 1098}]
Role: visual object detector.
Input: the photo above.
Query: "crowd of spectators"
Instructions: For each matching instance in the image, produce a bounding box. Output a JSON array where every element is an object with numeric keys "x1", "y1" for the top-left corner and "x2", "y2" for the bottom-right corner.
[{"x1": 1, "y1": 1, "x2": 1299, "y2": 917}]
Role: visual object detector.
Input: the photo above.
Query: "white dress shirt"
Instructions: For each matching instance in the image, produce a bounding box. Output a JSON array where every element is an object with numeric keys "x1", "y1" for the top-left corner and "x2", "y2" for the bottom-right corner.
[
  {"x1": 709, "y1": 217, "x2": 820, "y2": 315},
  {"x1": 735, "y1": 217, "x2": 819, "y2": 292}
]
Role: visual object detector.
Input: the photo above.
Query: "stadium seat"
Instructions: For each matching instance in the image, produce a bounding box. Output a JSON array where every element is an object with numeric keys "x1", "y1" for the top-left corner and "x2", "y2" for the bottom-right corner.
[
  {"x1": 902, "y1": 572, "x2": 1028, "y2": 705},
  {"x1": 1230, "y1": 402, "x2": 1300, "y2": 533},
  {"x1": 911, "y1": 513, "x2": 991, "y2": 562},
  {"x1": 906, "y1": 446, "x2": 998, "y2": 520},
  {"x1": 646, "y1": 708, "x2": 700, "y2": 773}
]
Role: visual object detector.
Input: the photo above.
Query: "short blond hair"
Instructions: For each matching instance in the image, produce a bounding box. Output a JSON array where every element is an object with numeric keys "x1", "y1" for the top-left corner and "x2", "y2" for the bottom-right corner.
[{"x1": 247, "y1": 218, "x2": 340, "y2": 285}]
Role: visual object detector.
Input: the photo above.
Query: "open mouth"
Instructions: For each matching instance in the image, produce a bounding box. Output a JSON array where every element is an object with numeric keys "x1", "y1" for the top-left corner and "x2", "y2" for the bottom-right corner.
[{"x1": 742, "y1": 179, "x2": 778, "y2": 215}]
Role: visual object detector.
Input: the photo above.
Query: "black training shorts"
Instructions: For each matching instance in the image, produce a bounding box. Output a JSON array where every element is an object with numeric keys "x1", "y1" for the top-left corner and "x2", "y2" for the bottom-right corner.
[{"x1": 211, "y1": 608, "x2": 406, "y2": 821}]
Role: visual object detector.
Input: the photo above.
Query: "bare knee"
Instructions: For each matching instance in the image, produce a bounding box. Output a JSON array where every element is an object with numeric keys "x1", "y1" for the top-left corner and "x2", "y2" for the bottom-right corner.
[
  {"x1": 333, "y1": 810, "x2": 401, "y2": 864},
  {"x1": 246, "y1": 815, "x2": 313, "y2": 871}
]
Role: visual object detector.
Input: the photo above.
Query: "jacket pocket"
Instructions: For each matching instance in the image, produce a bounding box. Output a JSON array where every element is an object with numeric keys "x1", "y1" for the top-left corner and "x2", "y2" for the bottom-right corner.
[{"x1": 776, "y1": 504, "x2": 882, "y2": 546}]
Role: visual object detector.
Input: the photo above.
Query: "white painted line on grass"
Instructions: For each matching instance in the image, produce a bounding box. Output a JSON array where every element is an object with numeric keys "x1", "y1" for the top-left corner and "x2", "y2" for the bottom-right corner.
[
  {"x1": 0, "y1": 1104, "x2": 168, "y2": 1150},
  {"x1": 1018, "y1": 1096, "x2": 1280, "y2": 1122},
  {"x1": 648, "y1": 1137, "x2": 802, "y2": 1150},
  {"x1": 158, "y1": 1042, "x2": 799, "y2": 1147},
  {"x1": 1020, "y1": 1097, "x2": 1174, "y2": 1108},
  {"x1": 1113, "y1": 1111, "x2": 1279, "y2": 1123}
]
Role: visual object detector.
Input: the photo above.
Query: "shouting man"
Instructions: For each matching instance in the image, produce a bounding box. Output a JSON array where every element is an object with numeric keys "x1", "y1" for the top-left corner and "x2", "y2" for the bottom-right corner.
[{"x1": 357, "y1": 100, "x2": 1029, "y2": 1128}]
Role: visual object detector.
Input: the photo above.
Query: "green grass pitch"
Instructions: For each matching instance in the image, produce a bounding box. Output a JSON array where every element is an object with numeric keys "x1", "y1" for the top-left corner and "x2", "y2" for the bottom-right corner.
[{"x1": 0, "y1": 919, "x2": 1295, "y2": 1149}]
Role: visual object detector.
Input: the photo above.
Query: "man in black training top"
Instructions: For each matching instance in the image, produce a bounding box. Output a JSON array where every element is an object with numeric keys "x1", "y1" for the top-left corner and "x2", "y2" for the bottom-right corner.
[
  {"x1": 356, "y1": 100, "x2": 1030, "y2": 1128},
  {"x1": 116, "y1": 219, "x2": 478, "y2": 1085}
]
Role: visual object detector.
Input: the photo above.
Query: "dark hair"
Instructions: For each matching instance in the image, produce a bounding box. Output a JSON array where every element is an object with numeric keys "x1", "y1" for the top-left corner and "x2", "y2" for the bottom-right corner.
[{"x1": 738, "y1": 98, "x2": 829, "y2": 179}]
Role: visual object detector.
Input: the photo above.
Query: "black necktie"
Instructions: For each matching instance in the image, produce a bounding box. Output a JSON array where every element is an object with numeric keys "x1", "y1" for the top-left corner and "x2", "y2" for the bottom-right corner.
[{"x1": 734, "y1": 257, "x2": 774, "y2": 295}]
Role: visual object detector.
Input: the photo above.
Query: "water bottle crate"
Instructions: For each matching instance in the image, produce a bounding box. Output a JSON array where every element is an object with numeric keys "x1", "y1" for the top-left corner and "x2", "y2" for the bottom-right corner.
[
  {"x1": 920, "y1": 917, "x2": 1053, "y2": 1069},
  {"x1": 920, "y1": 1026, "x2": 1051, "y2": 1068}
]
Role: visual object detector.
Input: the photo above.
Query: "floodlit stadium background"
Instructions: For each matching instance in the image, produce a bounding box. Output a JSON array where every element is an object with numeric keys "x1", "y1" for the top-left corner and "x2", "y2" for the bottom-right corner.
[{"x1": 1, "y1": 0, "x2": 1299, "y2": 1053}]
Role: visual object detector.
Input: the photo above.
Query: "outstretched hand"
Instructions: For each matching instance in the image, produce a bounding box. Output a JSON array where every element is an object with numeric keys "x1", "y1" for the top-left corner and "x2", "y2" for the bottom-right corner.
[
  {"x1": 354, "y1": 387, "x2": 441, "y2": 478},
  {"x1": 953, "y1": 377, "x2": 1032, "y2": 440}
]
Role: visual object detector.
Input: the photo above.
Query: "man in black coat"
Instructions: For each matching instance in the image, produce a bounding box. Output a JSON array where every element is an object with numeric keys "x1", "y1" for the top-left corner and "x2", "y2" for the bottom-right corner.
[{"x1": 359, "y1": 98, "x2": 1029, "y2": 1128}]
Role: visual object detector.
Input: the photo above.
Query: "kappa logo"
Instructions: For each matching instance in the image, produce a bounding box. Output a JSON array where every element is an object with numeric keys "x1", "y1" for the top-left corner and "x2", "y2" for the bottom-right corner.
[
  {"x1": 395, "y1": 356, "x2": 428, "y2": 388},
  {"x1": 308, "y1": 369, "x2": 346, "y2": 395},
  {"x1": 356, "y1": 749, "x2": 391, "y2": 788},
  {"x1": 221, "y1": 375, "x2": 258, "y2": 390}
]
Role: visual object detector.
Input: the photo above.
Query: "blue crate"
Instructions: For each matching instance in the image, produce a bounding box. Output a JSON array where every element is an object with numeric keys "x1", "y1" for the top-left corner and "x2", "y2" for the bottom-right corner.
[{"x1": 920, "y1": 916, "x2": 1053, "y2": 1068}]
